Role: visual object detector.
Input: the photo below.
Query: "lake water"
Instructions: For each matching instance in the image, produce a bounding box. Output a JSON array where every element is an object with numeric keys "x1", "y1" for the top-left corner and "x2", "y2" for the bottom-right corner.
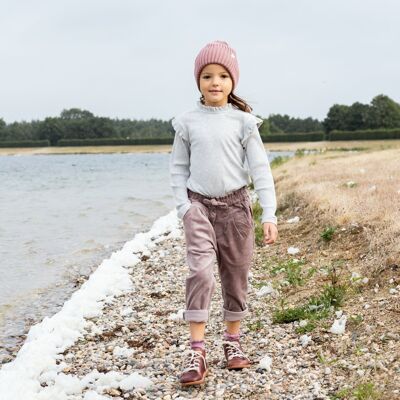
[{"x1": 0, "y1": 150, "x2": 293, "y2": 360}]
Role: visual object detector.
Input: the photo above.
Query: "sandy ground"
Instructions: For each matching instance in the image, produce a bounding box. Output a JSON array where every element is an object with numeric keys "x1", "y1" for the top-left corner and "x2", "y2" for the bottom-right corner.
[{"x1": 1, "y1": 139, "x2": 400, "y2": 156}]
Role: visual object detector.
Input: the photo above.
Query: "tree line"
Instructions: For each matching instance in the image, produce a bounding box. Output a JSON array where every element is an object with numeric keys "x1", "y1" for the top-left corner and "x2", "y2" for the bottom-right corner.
[
  {"x1": 1, "y1": 94, "x2": 399, "y2": 144},
  {"x1": 0, "y1": 109, "x2": 174, "y2": 145}
]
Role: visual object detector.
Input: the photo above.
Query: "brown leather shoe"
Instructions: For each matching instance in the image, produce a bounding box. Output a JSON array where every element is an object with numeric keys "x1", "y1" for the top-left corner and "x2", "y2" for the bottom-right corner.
[
  {"x1": 180, "y1": 348, "x2": 208, "y2": 386},
  {"x1": 222, "y1": 340, "x2": 251, "y2": 370}
]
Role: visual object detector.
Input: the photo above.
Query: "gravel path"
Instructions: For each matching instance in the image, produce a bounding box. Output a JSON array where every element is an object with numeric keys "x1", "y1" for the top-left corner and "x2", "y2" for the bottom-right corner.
[{"x1": 57, "y1": 221, "x2": 337, "y2": 400}]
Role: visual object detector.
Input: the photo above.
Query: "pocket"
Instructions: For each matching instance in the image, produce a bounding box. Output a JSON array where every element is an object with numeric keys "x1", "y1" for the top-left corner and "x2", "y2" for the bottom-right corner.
[
  {"x1": 231, "y1": 205, "x2": 253, "y2": 238},
  {"x1": 248, "y1": 202, "x2": 254, "y2": 219},
  {"x1": 233, "y1": 219, "x2": 252, "y2": 238}
]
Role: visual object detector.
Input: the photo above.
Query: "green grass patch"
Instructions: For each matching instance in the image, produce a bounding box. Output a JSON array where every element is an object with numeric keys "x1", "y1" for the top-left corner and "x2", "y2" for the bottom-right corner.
[
  {"x1": 270, "y1": 155, "x2": 291, "y2": 169},
  {"x1": 270, "y1": 259, "x2": 317, "y2": 286},
  {"x1": 251, "y1": 199, "x2": 266, "y2": 246},
  {"x1": 320, "y1": 226, "x2": 336, "y2": 241},
  {"x1": 246, "y1": 309, "x2": 265, "y2": 331},
  {"x1": 330, "y1": 382, "x2": 381, "y2": 400},
  {"x1": 295, "y1": 149, "x2": 306, "y2": 157},
  {"x1": 247, "y1": 320, "x2": 264, "y2": 332},
  {"x1": 272, "y1": 282, "x2": 347, "y2": 324},
  {"x1": 295, "y1": 321, "x2": 316, "y2": 334},
  {"x1": 252, "y1": 280, "x2": 271, "y2": 289}
]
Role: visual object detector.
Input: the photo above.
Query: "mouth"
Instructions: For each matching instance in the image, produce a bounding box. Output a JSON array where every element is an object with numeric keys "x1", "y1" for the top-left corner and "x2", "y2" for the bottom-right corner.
[{"x1": 209, "y1": 90, "x2": 222, "y2": 94}]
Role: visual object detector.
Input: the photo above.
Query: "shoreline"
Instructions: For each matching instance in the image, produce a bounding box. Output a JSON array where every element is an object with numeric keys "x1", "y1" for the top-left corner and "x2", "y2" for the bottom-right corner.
[
  {"x1": 1, "y1": 148, "x2": 398, "y2": 398},
  {"x1": 1, "y1": 139, "x2": 400, "y2": 156}
]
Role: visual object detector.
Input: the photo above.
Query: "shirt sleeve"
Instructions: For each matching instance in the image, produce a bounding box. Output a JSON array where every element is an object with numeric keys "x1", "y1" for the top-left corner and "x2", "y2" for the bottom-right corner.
[
  {"x1": 169, "y1": 116, "x2": 191, "y2": 220},
  {"x1": 243, "y1": 115, "x2": 278, "y2": 226}
]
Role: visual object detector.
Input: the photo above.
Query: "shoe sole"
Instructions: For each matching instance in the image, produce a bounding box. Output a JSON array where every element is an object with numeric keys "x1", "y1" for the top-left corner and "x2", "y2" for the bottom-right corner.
[
  {"x1": 180, "y1": 369, "x2": 208, "y2": 387},
  {"x1": 227, "y1": 363, "x2": 252, "y2": 370}
]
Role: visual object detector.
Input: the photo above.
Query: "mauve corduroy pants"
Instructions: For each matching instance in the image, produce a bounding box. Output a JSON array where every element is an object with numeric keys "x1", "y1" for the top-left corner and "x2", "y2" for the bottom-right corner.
[{"x1": 182, "y1": 186, "x2": 255, "y2": 322}]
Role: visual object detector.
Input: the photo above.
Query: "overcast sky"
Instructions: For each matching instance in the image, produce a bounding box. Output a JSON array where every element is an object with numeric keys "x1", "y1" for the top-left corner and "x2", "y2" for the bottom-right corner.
[{"x1": 0, "y1": 0, "x2": 399, "y2": 123}]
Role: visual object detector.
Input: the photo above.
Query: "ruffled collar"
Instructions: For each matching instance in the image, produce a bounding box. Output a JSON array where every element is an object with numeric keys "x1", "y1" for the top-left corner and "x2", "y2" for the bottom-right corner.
[{"x1": 196, "y1": 100, "x2": 233, "y2": 113}]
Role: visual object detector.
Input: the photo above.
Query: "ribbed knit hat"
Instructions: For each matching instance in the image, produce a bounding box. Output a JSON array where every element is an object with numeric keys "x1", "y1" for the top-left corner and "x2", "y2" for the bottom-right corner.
[{"x1": 194, "y1": 40, "x2": 239, "y2": 91}]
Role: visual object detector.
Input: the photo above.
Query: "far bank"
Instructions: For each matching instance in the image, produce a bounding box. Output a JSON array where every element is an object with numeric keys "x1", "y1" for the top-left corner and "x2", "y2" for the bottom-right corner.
[{"x1": 0, "y1": 139, "x2": 399, "y2": 156}]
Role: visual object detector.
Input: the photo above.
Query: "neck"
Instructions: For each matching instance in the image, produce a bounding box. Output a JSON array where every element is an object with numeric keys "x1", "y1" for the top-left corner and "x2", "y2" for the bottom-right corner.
[{"x1": 196, "y1": 100, "x2": 233, "y2": 113}]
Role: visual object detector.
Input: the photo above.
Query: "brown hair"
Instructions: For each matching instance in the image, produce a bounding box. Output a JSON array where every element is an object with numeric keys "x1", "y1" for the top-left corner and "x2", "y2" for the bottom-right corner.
[{"x1": 199, "y1": 92, "x2": 253, "y2": 113}]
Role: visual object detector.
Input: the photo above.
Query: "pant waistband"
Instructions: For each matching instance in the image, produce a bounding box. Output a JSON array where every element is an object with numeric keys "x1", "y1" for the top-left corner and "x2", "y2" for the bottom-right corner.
[{"x1": 187, "y1": 186, "x2": 249, "y2": 207}]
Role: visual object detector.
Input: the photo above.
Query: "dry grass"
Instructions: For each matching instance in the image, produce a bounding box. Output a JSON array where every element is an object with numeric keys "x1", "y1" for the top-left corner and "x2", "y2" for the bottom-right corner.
[
  {"x1": 264, "y1": 139, "x2": 400, "y2": 152},
  {"x1": 252, "y1": 148, "x2": 400, "y2": 397},
  {"x1": 274, "y1": 147, "x2": 400, "y2": 271}
]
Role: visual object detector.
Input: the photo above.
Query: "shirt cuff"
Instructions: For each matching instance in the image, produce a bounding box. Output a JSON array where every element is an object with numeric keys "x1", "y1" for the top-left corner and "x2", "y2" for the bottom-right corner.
[{"x1": 261, "y1": 214, "x2": 277, "y2": 226}]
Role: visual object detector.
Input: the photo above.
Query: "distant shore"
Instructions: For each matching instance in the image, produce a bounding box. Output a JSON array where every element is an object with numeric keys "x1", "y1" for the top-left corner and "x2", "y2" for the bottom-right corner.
[{"x1": 1, "y1": 139, "x2": 400, "y2": 156}]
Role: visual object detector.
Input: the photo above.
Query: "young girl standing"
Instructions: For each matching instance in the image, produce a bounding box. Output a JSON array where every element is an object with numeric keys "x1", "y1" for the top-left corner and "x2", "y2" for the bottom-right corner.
[{"x1": 169, "y1": 40, "x2": 278, "y2": 387}]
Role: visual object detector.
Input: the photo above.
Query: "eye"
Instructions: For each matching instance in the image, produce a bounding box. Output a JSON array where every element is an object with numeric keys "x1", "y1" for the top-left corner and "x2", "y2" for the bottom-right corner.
[{"x1": 202, "y1": 74, "x2": 229, "y2": 79}]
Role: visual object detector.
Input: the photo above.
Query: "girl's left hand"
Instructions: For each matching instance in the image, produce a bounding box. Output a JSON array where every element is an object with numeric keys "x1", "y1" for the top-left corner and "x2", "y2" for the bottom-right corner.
[{"x1": 263, "y1": 222, "x2": 278, "y2": 245}]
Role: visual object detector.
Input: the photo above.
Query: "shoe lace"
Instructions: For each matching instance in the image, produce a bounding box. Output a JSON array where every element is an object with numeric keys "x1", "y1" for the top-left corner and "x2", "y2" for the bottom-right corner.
[
  {"x1": 182, "y1": 349, "x2": 206, "y2": 373},
  {"x1": 223, "y1": 340, "x2": 250, "y2": 361}
]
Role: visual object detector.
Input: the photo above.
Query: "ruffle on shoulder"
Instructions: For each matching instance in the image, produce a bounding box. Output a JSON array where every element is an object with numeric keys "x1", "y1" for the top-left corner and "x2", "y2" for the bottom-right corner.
[
  {"x1": 171, "y1": 116, "x2": 189, "y2": 142},
  {"x1": 241, "y1": 114, "x2": 264, "y2": 147}
]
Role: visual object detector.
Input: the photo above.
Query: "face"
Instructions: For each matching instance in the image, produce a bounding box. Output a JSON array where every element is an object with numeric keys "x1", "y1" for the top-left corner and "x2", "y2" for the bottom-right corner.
[{"x1": 199, "y1": 64, "x2": 233, "y2": 107}]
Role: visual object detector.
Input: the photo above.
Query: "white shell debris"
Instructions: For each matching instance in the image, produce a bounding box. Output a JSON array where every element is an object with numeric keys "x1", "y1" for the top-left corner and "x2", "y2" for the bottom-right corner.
[
  {"x1": 287, "y1": 246, "x2": 300, "y2": 255},
  {"x1": 350, "y1": 272, "x2": 369, "y2": 284},
  {"x1": 113, "y1": 346, "x2": 134, "y2": 358},
  {"x1": 120, "y1": 307, "x2": 134, "y2": 317},
  {"x1": 350, "y1": 272, "x2": 361, "y2": 281},
  {"x1": 287, "y1": 216, "x2": 300, "y2": 223},
  {"x1": 258, "y1": 355, "x2": 272, "y2": 371},
  {"x1": 329, "y1": 315, "x2": 347, "y2": 335},
  {"x1": 299, "y1": 334, "x2": 312, "y2": 347},
  {"x1": 168, "y1": 309, "x2": 185, "y2": 321},
  {"x1": 256, "y1": 284, "x2": 275, "y2": 297}
]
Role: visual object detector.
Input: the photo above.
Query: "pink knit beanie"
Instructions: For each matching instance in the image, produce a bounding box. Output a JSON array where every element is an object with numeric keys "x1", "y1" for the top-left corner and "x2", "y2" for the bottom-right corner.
[{"x1": 194, "y1": 40, "x2": 239, "y2": 91}]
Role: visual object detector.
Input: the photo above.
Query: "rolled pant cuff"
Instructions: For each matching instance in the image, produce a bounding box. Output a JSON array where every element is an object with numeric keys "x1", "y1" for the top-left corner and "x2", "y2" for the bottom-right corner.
[
  {"x1": 223, "y1": 307, "x2": 248, "y2": 321},
  {"x1": 183, "y1": 309, "x2": 209, "y2": 322}
]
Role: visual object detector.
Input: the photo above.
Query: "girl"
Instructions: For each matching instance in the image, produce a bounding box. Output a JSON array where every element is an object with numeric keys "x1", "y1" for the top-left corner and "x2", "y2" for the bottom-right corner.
[{"x1": 169, "y1": 40, "x2": 278, "y2": 387}]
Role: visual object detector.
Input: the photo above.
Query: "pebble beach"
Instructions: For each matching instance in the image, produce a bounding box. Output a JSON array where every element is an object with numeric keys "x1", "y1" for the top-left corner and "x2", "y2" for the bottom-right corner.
[
  {"x1": 1, "y1": 149, "x2": 399, "y2": 399},
  {"x1": 0, "y1": 208, "x2": 334, "y2": 399}
]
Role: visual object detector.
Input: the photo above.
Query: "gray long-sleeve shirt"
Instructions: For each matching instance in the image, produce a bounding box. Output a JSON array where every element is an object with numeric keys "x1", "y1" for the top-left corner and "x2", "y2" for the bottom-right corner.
[{"x1": 169, "y1": 100, "x2": 277, "y2": 225}]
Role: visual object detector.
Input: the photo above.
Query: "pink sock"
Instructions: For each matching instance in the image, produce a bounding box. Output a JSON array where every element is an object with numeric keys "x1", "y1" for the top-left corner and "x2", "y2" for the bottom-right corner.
[
  {"x1": 190, "y1": 339, "x2": 205, "y2": 350},
  {"x1": 223, "y1": 330, "x2": 240, "y2": 342}
]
